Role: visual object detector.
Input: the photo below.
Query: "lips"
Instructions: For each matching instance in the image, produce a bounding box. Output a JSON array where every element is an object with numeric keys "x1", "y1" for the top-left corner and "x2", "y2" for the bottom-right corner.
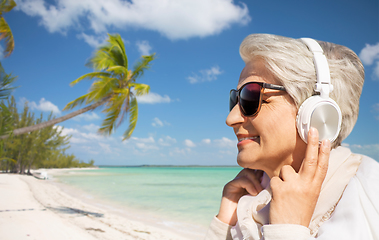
[
  {"x1": 236, "y1": 135, "x2": 260, "y2": 147},
  {"x1": 238, "y1": 136, "x2": 259, "y2": 142}
]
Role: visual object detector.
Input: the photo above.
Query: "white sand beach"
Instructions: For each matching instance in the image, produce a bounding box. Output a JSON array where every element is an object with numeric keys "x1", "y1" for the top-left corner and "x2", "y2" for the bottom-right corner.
[{"x1": 0, "y1": 170, "x2": 207, "y2": 240}]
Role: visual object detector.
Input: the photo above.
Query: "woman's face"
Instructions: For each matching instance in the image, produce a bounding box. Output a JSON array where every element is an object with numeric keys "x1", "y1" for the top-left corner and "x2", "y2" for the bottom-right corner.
[{"x1": 226, "y1": 60, "x2": 307, "y2": 178}]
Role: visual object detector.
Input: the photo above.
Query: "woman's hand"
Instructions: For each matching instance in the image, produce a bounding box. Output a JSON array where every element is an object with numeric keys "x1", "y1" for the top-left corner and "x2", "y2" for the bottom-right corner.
[
  {"x1": 269, "y1": 128, "x2": 331, "y2": 227},
  {"x1": 217, "y1": 168, "x2": 263, "y2": 226}
]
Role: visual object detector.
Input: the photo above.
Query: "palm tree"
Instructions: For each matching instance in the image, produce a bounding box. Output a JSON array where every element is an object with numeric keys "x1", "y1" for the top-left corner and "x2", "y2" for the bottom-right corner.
[
  {"x1": 0, "y1": 62, "x2": 17, "y2": 99},
  {"x1": 0, "y1": 33, "x2": 155, "y2": 140},
  {"x1": 0, "y1": 0, "x2": 16, "y2": 57},
  {"x1": 0, "y1": 0, "x2": 17, "y2": 99}
]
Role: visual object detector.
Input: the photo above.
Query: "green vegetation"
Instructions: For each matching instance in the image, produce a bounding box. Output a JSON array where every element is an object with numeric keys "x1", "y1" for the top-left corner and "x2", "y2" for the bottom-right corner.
[
  {"x1": 0, "y1": 33, "x2": 156, "y2": 140},
  {"x1": 66, "y1": 33, "x2": 155, "y2": 140},
  {"x1": 0, "y1": 0, "x2": 16, "y2": 57},
  {"x1": 0, "y1": 2, "x2": 155, "y2": 168},
  {"x1": 0, "y1": 97, "x2": 94, "y2": 174},
  {"x1": 0, "y1": 0, "x2": 95, "y2": 172}
]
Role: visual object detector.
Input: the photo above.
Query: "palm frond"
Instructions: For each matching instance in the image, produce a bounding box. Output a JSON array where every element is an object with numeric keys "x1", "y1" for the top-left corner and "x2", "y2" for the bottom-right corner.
[
  {"x1": 0, "y1": 62, "x2": 17, "y2": 99},
  {"x1": 0, "y1": 17, "x2": 14, "y2": 57},
  {"x1": 111, "y1": 87, "x2": 130, "y2": 95},
  {"x1": 102, "y1": 90, "x2": 127, "y2": 113},
  {"x1": 0, "y1": 101, "x2": 13, "y2": 135},
  {"x1": 86, "y1": 77, "x2": 118, "y2": 103},
  {"x1": 86, "y1": 34, "x2": 128, "y2": 71},
  {"x1": 86, "y1": 48, "x2": 115, "y2": 71},
  {"x1": 131, "y1": 53, "x2": 156, "y2": 82},
  {"x1": 103, "y1": 88, "x2": 130, "y2": 128},
  {"x1": 122, "y1": 95, "x2": 138, "y2": 140},
  {"x1": 131, "y1": 83, "x2": 150, "y2": 96},
  {"x1": 107, "y1": 34, "x2": 128, "y2": 68},
  {"x1": 0, "y1": 0, "x2": 17, "y2": 14},
  {"x1": 70, "y1": 72, "x2": 111, "y2": 86},
  {"x1": 63, "y1": 93, "x2": 91, "y2": 111},
  {"x1": 98, "y1": 95, "x2": 125, "y2": 135},
  {"x1": 106, "y1": 66, "x2": 128, "y2": 76},
  {"x1": 116, "y1": 96, "x2": 130, "y2": 128},
  {"x1": 110, "y1": 89, "x2": 130, "y2": 127}
]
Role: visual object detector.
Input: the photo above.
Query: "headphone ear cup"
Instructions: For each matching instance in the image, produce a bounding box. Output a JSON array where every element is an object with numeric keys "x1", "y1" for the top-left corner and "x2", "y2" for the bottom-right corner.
[{"x1": 296, "y1": 96, "x2": 342, "y2": 143}]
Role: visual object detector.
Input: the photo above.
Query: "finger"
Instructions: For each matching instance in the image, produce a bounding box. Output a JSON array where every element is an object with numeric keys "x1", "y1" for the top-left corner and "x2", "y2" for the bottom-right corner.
[
  {"x1": 269, "y1": 176, "x2": 282, "y2": 196},
  {"x1": 236, "y1": 168, "x2": 264, "y2": 192},
  {"x1": 313, "y1": 139, "x2": 330, "y2": 185},
  {"x1": 279, "y1": 165, "x2": 297, "y2": 181},
  {"x1": 299, "y1": 127, "x2": 319, "y2": 180},
  {"x1": 231, "y1": 176, "x2": 260, "y2": 196}
]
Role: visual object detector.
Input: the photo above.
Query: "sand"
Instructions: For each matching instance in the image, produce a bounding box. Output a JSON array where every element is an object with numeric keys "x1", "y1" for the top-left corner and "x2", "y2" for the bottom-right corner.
[{"x1": 0, "y1": 170, "x2": 208, "y2": 240}]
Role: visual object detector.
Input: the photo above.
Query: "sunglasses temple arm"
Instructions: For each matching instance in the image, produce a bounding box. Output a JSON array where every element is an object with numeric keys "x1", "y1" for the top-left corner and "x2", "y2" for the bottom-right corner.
[{"x1": 263, "y1": 83, "x2": 286, "y2": 91}]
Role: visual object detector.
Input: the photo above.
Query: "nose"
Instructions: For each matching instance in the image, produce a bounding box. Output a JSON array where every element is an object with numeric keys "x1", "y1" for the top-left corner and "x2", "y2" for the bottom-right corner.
[{"x1": 226, "y1": 104, "x2": 245, "y2": 127}]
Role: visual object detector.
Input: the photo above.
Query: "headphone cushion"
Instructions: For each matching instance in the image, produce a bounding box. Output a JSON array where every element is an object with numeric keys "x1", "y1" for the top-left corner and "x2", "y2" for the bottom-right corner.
[{"x1": 296, "y1": 96, "x2": 342, "y2": 143}]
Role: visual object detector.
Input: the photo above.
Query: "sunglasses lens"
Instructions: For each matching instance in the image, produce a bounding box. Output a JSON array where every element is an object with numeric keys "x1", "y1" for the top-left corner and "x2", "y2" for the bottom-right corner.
[
  {"x1": 229, "y1": 90, "x2": 238, "y2": 111},
  {"x1": 240, "y1": 83, "x2": 261, "y2": 116}
]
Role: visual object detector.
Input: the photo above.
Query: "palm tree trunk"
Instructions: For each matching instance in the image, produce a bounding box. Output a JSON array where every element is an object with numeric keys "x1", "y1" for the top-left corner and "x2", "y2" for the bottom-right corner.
[{"x1": 0, "y1": 98, "x2": 109, "y2": 140}]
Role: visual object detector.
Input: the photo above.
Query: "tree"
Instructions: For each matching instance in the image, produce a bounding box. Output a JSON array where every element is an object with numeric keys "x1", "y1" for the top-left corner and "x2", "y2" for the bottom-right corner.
[
  {"x1": 0, "y1": 33, "x2": 155, "y2": 140},
  {"x1": 0, "y1": 97, "x2": 87, "y2": 173},
  {"x1": 0, "y1": 0, "x2": 16, "y2": 57},
  {"x1": 0, "y1": 0, "x2": 17, "y2": 142},
  {"x1": 0, "y1": 62, "x2": 17, "y2": 100}
]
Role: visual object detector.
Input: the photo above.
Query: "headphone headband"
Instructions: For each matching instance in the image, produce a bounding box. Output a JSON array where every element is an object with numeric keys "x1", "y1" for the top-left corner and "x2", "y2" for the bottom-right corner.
[{"x1": 300, "y1": 38, "x2": 333, "y2": 99}]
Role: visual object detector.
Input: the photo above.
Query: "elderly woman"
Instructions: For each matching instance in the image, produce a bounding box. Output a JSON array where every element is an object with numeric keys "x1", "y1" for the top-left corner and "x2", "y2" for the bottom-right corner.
[{"x1": 205, "y1": 34, "x2": 379, "y2": 240}]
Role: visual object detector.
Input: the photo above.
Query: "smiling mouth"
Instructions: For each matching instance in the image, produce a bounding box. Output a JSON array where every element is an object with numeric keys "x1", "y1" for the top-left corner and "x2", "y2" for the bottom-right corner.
[{"x1": 238, "y1": 136, "x2": 260, "y2": 142}]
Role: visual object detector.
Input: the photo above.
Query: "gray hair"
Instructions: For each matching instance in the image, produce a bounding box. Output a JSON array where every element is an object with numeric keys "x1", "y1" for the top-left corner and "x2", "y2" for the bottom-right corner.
[{"x1": 239, "y1": 34, "x2": 364, "y2": 148}]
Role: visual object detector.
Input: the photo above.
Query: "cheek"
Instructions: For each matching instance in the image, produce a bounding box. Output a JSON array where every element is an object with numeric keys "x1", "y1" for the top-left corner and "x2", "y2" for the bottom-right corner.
[{"x1": 261, "y1": 107, "x2": 297, "y2": 139}]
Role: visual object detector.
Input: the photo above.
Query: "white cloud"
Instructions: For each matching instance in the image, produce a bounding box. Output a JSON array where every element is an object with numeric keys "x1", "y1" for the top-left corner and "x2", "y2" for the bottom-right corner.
[
  {"x1": 214, "y1": 137, "x2": 236, "y2": 148},
  {"x1": 342, "y1": 143, "x2": 379, "y2": 160},
  {"x1": 152, "y1": 117, "x2": 170, "y2": 127},
  {"x1": 372, "y1": 103, "x2": 379, "y2": 120},
  {"x1": 169, "y1": 147, "x2": 191, "y2": 156},
  {"x1": 359, "y1": 42, "x2": 379, "y2": 65},
  {"x1": 201, "y1": 139, "x2": 211, "y2": 144},
  {"x1": 77, "y1": 33, "x2": 107, "y2": 48},
  {"x1": 136, "y1": 142, "x2": 159, "y2": 150},
  {"x1": 187, "y1": 65, "x2": 223, "y2": 84},
  {"x1": 72, "y1": 112, "x2": 100, "y2": 122},
  {"x1": 99, "y1": 142, "x2": 112, "y2": 153},
  {"x1": 125, "y1": 136, "x2": 159, "y2": 151},
  {"x1": 136, "y1": 40, "x2": 152, "y2": 56},
  {"x1": 59, "y1": 127, "x2": 79, "y2": 136},
  {"x1": 152, "y1": 117, "x2": 163, "y2": 127},
  {"x1": 57, "y1": 125, "x2": 111, "y2": 143},
  {"x1": 82, "y1": 123, "x2": 99, "y2": 132},
  {"x1": 56, "y1": 126, "x2": 89, "y2": 143},
  {"x1": 80, "y1": 132, "x2": 108, "y2": 141},
  {"x1": 15, "y1": 0, "x2": 250, "y2": 40},
  {"x1": 29, "y1": 98, "x2": 61, "y2": 114},
  {"x1": 359, "y1": 42, "x2": 379, "y2": 79},
  {"x1": 137, "y1": 92, "x2": 171, "y2": 104},
  {"x1": 130, "y1": 136, "x2": 155, "y2": 144},
  {"x1": 158, "y1": 136, "x2": 177, "y2": 146},
  {"x1": 184, "y1": 139, "x2": 196, "y2": 148},
  {"x1": 374, "y1": 62, "x2": 379, "y2": 80}
]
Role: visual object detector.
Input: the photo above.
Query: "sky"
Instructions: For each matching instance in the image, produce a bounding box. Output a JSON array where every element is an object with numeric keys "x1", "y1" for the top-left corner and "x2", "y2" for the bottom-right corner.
[{"x1": 2, "y1": 0, "x2": 378, "y2": 166}]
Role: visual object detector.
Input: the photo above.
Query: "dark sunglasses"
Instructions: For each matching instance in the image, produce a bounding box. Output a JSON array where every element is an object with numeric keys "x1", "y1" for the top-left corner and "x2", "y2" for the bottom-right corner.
[{"x1": 229, "y1": 82, "x2": 286, "y2": 117}]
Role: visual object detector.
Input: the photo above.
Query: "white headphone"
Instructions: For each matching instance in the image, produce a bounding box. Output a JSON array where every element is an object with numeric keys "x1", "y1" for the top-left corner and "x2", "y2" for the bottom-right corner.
[{"x1": 296, "y1": 38, "x2": 342, "y2": 143}]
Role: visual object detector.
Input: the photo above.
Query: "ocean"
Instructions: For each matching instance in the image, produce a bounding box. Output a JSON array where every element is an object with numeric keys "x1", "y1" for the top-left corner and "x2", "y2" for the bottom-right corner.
[{"x1": 53, "y1": 166, "x2": 242, "y2": 229}]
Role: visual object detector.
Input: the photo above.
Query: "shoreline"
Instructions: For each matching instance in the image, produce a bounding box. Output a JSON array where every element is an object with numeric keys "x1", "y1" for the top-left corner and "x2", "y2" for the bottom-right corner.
[{"x1": 0, "y1": 169, "x2": 208, "y2": 239}]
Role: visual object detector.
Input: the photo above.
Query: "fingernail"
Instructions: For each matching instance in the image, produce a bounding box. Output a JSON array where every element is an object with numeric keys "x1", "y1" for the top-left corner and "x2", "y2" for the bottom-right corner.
[
  {"x1": 309, "y1": 127, "x2": 317, "y2": 136},
  {"x1": 323, "y1": 139, "x2": 330, "y2": 148}
]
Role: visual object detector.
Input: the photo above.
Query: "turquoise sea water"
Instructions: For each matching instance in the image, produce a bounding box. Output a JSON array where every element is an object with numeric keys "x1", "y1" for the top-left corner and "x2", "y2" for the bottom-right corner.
[{"x1": 54, "y1": 166, "x2": 242, "y2": 227}]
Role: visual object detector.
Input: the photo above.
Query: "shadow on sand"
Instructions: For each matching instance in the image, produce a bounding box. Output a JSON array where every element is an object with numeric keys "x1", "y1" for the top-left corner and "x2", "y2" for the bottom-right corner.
[{"x1": 46, "y1": 206, "x2": 104, "y2": 218}]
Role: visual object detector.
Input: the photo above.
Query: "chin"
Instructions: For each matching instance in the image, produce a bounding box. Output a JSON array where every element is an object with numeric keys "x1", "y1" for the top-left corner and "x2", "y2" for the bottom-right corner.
[{"x1": 236, "y1": 155, "x2": 260, "y2": 170}]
